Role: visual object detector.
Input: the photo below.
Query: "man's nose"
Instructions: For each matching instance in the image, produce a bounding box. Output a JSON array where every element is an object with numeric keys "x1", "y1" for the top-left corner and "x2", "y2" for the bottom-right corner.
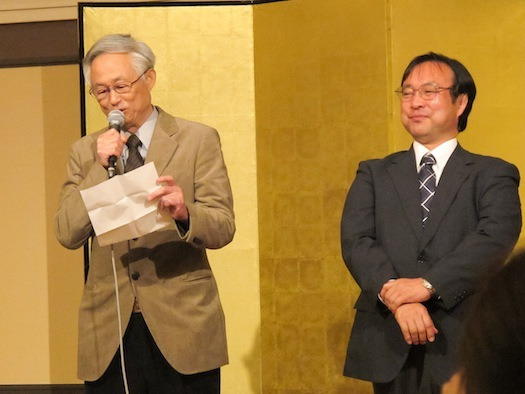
[
  {"x1": 107, "y1": 88, "x2": 121, "y2": 105},
  {"x1": 409, "y1": 91, "x2": 425, "y2": 107}
]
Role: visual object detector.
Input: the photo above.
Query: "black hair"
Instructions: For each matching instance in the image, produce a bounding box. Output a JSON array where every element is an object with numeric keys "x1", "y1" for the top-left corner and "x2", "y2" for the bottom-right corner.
[
  {"x1": 460, "y1": 250, "x2": 525, "y2": 393},
  {"x1": 401, "y1": 52, "x2": 476, "y2": 132}
]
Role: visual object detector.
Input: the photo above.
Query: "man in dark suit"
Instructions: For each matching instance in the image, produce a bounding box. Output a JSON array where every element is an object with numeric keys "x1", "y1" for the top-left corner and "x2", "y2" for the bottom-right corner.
[
  {"x1": 55, "y1": 34, "x2": 235, "y2": 393},
  {"x1": 340, "y1": 52, "x2": 521, "y2": 393}
]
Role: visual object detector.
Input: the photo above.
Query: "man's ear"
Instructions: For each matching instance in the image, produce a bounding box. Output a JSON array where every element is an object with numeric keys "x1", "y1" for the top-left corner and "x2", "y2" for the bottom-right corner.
[
  {"x1": 145, "y1": 68, "x2": 156, "y2": 90},
  {"x1": 456, "y1": 93, "x2": 468, "y2": 118}
]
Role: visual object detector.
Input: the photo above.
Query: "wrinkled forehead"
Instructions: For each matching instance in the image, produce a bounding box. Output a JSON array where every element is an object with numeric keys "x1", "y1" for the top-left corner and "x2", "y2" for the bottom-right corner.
[
  {"x1": 403, "y1": 61, "x2": 455, "y2": 87},
  {"x1": 90, "y1": 53, "x2": 136, "y2": 85}
]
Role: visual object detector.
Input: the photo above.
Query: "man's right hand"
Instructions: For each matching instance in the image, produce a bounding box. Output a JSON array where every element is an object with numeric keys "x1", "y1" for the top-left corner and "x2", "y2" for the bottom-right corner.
[
  {"x1": 97, "y1": 128, "x2": 127, "y2": 167},
  {"x1": 380, "y1": 278, "x2": 431, "y2": 314},
  {"x1": 394, "y1": 303, "x2": 438, "y2": 345}
]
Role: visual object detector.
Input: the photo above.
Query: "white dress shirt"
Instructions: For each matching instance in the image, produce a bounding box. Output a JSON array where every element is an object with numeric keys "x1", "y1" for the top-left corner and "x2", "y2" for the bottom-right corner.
[
  {"x1": 413, "y1": 138, "x2": 458, "y2": 185},
  {"x1": 121, "y1": 106, "x2": 158, "y2": 166}
]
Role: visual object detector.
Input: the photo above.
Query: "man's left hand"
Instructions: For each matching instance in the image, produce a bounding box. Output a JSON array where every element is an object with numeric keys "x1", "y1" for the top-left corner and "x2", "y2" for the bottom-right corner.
[
  {"x1": 394, "y1": 302, "x2": 438, "y2": 345},
  {"x1": 147, "y1": 175, "x2": 189, "y2": 223}
]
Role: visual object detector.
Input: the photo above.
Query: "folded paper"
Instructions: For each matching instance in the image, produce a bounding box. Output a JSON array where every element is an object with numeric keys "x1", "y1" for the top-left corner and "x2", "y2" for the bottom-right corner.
[{"x1": 80, "y1": 162, "x2": 173, "y2": 246}]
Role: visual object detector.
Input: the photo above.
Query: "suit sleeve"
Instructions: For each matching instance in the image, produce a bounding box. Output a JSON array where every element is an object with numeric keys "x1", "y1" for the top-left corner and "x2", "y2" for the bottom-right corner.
[
  {"x1": 55, "y1": 138, "x2": 109, "y2": 250},
  {"x1": 183, "y1": 127, "x2": 235, "y2": 250},
  {"x1": 341, "y1": 161, "x2": 399, "y2": 306},
  {"x1": 427, "y1": 160, "x2": 521, "y2": 310}
]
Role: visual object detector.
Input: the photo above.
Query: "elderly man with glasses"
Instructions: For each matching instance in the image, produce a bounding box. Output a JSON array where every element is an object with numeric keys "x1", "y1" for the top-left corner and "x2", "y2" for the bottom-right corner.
[
  {"x1": 340, "y1": 52, "x2": 521, "y2": 393},
  {"x1": 55, "y1": 34, "x2": 235, "y2": 393}
]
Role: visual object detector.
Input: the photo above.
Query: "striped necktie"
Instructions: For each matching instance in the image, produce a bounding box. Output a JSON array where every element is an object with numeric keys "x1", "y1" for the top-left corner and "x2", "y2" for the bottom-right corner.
[
  {"x1": 125, "y1": 134, "x2": 144, "y2": 173},
  {"x1": 418, "y1": 153, "x2": 436, "y2": 225}
]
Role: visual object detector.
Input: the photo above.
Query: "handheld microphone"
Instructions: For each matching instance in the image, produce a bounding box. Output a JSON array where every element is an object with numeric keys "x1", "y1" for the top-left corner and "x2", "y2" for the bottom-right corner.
[{"x1": 106, "y1": 110, "x2": 125, "y2": 178}]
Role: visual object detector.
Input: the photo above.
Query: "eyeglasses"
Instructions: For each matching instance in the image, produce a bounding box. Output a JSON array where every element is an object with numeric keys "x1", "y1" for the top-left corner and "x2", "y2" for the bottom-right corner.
[
  {"x1": 89, "y1": 69, "x2": 149, "y2": 101},
  {"x1": 395, "y1": 83, "x2": 453, "y2": 101}
]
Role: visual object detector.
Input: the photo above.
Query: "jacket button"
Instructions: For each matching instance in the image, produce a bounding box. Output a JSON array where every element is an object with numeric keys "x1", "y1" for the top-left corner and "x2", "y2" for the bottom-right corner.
[{"x1": 131, "y1": 271, "x2": 140, "y2": 280}]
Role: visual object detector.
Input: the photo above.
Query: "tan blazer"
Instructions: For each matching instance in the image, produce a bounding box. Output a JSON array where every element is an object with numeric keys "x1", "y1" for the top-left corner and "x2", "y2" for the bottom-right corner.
[{"x1": 55, "y1": 107, "x2": 235, "y2": 381}]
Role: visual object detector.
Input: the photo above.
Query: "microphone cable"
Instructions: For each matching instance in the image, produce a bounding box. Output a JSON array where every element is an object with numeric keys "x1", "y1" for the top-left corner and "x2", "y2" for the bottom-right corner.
[
  {"x1": 108, "y1": 160, "x2": 130, "y2": 394},
  {"x1": 110, "y1": 245, "x2": 130, "y2": 394}
]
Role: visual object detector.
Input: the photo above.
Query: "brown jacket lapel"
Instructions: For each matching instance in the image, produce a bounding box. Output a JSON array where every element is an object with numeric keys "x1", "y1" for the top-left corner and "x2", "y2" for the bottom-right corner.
[{"x1": 146, "y1": 106, "x2": 180, "y2": 175}]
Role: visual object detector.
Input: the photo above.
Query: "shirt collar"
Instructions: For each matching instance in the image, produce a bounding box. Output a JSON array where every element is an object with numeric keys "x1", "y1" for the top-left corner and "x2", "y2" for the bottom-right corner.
[
  {"x1": 123, "y1": 106, "x2": 158, "y2": 151},
  {"x1": 413, "y1": 138, "x2": 458, "y2": 172}
]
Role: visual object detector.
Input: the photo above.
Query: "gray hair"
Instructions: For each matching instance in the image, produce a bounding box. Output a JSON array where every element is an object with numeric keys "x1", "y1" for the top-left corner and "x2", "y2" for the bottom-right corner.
[{"x1": 82, "y1": 34, "x2": 156, "y2": 85}]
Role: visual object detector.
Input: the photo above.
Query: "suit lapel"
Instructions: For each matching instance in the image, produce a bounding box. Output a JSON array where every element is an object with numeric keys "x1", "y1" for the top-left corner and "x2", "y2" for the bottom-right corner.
[
  {"x1": 419, "y1": 145, "x2": 473, "y2": 250},
  {"x1": 145, "y1": 107, "x2": 180, "y2": 175},
  {"x1": 387, "y1": 147, "x2": 423, "y2": 240}
]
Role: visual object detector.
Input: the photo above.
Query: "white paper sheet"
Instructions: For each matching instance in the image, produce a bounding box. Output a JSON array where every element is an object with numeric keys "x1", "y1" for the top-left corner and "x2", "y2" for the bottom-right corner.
[{"x1": 80, "y1": 162, "x2": 173, "y2": 246}]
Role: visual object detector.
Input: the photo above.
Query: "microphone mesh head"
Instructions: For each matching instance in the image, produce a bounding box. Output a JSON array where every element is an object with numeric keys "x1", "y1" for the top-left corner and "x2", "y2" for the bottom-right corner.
[{"x1": 107, "y1": 110, "x2": 125, "y2": 131}]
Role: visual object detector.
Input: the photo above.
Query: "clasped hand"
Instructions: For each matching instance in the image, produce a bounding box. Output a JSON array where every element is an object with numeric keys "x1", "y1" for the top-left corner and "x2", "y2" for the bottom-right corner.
[
  {"x1": 97, "y1": 128, "x2": 127, "y2": 167},
  {"x1": 380, "y1": 278, "x2": 438, "y2": 345}
]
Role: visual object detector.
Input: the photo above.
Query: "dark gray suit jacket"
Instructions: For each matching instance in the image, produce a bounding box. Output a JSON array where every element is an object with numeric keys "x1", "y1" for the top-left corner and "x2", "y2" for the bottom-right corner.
[{"x1": 341, "y1": 144, "x2": 521, "y2": 384}]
